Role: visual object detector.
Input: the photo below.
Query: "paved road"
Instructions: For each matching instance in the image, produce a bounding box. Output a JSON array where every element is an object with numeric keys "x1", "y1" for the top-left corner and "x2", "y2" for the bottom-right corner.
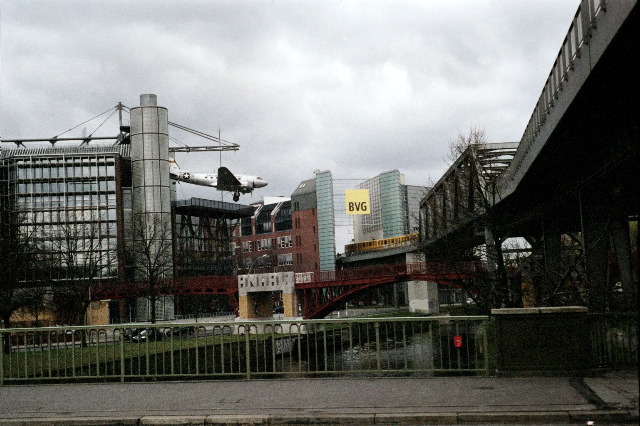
[{"x1": 0, "y1": 372, "x2": 637, "y2": 424}]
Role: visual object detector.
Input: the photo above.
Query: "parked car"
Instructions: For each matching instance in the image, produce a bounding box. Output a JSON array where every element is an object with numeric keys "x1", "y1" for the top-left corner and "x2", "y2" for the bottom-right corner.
[
  {"x1": 132, "y1": 328, "x2": 165, "y2": 343},
  {"x1": 170, "y1": 326, "x2": 196, "y2": 337},
  {"x1": 122, "y1": 328, "x2": 140, "y2": 342}
]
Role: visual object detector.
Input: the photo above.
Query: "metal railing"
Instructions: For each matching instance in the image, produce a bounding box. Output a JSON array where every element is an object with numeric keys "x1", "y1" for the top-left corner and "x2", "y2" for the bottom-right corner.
[
  {"x1": 295, "y1": 261, "x2": 476, "y2": 285},
  {"x1": 2, "y1": 312, "x2": 635, "y2": 384},
  {"x1": 1, "y1": 316, "x2": 490, "y2": 384},
  {"x1": 589, "y1": 313, "x2": 638, "y2": 369}
]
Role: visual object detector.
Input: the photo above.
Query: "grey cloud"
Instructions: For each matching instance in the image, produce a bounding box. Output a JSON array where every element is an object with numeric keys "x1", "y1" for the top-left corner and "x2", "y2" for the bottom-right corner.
[{"x1": 2, "y1": 0, "x2": 581, "y2": 202}]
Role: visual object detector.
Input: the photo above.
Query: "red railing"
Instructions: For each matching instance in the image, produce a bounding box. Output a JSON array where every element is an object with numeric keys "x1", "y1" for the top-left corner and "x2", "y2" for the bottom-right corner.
[{"x1": 295, "y1": 261, "x2": 475, "y2": 287}]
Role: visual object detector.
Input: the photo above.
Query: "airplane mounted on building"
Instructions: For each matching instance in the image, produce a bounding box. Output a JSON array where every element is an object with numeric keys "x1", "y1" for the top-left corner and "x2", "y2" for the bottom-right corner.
[{"x1": 169, "y1": 158, "x2": 268, "y2": 201}]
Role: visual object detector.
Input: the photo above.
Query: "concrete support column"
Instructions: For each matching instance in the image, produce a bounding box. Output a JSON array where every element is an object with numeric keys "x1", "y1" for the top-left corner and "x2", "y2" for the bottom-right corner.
[
  {"x1": 581, "y1": 189, "x2": 611, "y2": 312},
  {"x1": 282, "y1": 291, "x2": 298, "y2": 318},
  {"x1": 238, "y1": 295, "x2": 250, "y2": 319},
  {"x1": 407, "y1": 281, "x2": 439, "y2": 314}
]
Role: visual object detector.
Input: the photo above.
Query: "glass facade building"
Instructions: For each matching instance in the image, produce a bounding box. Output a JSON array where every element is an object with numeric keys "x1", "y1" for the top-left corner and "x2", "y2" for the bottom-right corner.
[
  {"x1": 1, "y1": 146, "x2": 127, "y2": 284},
  {"x1": 353, "y1": 170, "x2": 427, "y2": 243},
  {"x1": 315, "y1": 170, "x2": 336, "y2": 272}
]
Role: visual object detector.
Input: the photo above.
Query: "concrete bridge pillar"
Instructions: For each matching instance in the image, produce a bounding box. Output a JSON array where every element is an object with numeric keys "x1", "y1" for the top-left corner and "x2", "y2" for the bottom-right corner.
[
  {"x1": 282, "y1": 291, "x2": 299, "y2": 318},
  {"x1": 407, "y1": 281, "x2": 439, "y2": 314},
  {"x1": 405, "y1": 252, "x2": 439, "y2": 314},
  {"x1": 238, "y1": 292, "x2": 272, "y2": 319},
  {"x1": 581, "y1": 185, "x2": 635, "y2": 312}
]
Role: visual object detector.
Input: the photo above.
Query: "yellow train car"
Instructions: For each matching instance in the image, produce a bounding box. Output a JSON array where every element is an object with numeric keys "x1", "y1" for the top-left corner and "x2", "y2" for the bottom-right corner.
[{"x1": 345, "y1": 233, "x2": 418, "y2": 256}]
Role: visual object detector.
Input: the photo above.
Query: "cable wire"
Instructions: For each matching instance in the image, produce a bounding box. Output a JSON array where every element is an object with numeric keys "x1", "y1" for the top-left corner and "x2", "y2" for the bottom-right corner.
[{"x1": 54, "y1": 106, "x2": 117, "y2": 138}]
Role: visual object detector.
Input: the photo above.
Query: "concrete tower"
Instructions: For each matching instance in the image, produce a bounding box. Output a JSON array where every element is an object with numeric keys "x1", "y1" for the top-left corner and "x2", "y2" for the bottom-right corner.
[{"x1": 129, "y1": 94, "x2": 174, "y2": 299}]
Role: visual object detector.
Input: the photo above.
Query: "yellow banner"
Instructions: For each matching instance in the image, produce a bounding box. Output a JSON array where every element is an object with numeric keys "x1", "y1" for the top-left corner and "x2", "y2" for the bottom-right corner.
[{"x1": 345, "y1": 189, "x2": 370, "y2": 215}]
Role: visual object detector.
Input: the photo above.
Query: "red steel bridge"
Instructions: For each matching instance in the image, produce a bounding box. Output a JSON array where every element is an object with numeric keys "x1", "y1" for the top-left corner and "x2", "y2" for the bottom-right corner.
[{"x1": 93, "y1": 261, "x2": 476, "y2": 319}]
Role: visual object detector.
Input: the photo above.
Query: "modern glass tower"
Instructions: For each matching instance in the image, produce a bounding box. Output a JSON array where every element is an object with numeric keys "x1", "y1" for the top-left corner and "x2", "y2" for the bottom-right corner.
[
  {"x1": 315, "y1": 170, "x2": 336, "y2": 272},
  {"x1": 353, "y1": 170, "x2": 427, "y2": 243}
]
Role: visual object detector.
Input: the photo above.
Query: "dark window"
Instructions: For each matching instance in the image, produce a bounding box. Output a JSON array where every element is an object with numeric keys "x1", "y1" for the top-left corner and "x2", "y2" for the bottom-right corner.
[
  {"x1": 241, "y1": 217, "x2": 253, "y2": 236},
  {"x1": 275, "y1": 202, "x2": 292, "y2": 231}
]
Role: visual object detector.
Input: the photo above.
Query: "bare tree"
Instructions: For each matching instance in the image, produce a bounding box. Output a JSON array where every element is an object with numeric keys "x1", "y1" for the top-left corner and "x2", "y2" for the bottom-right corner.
[
  {"x1": 129, "y1": 215, "x2": 174, "y2": 323},
  {"x1": 20, "y1": 285, "x2": 51, "y2": 327},
  {"x1": 48, "y1": 218, "x2": 117, "y2": 326},
  {"x1": 433, "y1": 127, "x2": 520, "y2": 309},
  {"x1": 0, "y1": 212, "x2": 42, "y2": 328},
  {"x1": 0, "y1": 210, "x2": 49, "y2": 352}
]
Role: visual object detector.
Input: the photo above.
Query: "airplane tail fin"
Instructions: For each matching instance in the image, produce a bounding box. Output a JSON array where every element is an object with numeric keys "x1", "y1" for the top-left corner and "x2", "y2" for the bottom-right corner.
[{"x1": 169, "y1": 157, "x2": 180, "y2": 173}]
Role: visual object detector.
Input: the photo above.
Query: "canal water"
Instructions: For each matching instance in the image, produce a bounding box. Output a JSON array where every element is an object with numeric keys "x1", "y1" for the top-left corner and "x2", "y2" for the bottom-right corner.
[{"x1": 274, "y1": 330, "x2": 437, "y2": 376}]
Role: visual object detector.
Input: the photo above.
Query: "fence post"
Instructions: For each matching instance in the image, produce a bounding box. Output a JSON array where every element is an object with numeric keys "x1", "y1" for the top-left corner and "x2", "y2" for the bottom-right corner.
[
  {"x1": 120, "y1": 329, "x2": 125, "y2": 383},
  {"x1": 0, "y1": 331, "x2": 4, "y2": 386},
  {"x1": 245, "y1": 326, "x2": 251, "y2": 380},
  {"x1": 483, "y1": 319, "x2": 491, "y2": 376},
  {"x1": 374, "y1": 322, "x2": 381, "y2": 375}
]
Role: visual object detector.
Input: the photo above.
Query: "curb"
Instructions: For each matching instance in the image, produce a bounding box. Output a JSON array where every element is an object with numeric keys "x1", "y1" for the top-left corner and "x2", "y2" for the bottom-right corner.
[{"x1": 0, "y1": 410, "x2": 636, "y2": 425}]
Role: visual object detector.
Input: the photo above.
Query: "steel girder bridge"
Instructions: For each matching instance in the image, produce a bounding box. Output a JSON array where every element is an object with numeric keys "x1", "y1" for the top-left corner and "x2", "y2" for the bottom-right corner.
[
  {"x1": 295, "y1": 262, "x2": 475, "y2": 319},
  {"x1": 92, "y1": 261, "x2": 475, "y2": 319}
]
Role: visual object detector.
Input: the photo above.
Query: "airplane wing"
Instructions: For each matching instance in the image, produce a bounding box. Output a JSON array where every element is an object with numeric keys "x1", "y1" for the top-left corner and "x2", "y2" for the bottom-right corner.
[{"x1": 217, "y1": 166, "x2": 242, "y2": 187}]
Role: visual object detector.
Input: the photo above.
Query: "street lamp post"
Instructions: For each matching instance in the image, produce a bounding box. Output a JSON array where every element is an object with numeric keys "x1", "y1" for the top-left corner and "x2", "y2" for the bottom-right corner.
[
  {"x1": 88, "y1": 285, "x2": 93, "y2": 326},
  {"x1": 248, "y1": 254, "x2": 269, "y2": 274},
  {"x1": 247, "y1": 254, "x2": 269, "y2": 317}
]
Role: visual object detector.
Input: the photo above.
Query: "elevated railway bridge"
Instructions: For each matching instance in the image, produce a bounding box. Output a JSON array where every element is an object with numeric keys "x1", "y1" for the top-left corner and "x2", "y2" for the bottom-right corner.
[{"x1": 420, "y1": 0, "x2": 638, "y2": 310}]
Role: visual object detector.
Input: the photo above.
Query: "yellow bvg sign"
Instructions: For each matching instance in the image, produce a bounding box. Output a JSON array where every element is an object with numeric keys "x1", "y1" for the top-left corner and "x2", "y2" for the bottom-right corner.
[{"x1": 345, "y1": 189, "x2": 370, "y2": 215}]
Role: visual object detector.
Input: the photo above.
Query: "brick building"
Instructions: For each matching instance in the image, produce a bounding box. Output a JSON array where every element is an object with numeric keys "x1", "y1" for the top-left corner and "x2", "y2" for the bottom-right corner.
[{"x1": 234, "y1": 170, "x2": 336, "y2": 277}]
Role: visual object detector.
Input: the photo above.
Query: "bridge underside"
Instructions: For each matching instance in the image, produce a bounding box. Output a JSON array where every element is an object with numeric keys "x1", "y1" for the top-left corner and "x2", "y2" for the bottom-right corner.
[
  {"x1": 93, "y1": 276, "x2": 239, "y2": 315},
  {"x1": 298, "y1": 273, "x2": 465, "y2": 319},
  {"x1": 495, "y1": 5, "x2": 638, "y2": 311},
  {"x1": 494, "y1": 4, "x2": 639, "y2": 239}
]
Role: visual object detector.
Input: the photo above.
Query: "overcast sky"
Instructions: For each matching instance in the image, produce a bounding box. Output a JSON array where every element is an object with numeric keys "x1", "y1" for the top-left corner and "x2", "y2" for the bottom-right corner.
[{"x1": 2, "y1": 0, "x2": 579, "y2": 204}]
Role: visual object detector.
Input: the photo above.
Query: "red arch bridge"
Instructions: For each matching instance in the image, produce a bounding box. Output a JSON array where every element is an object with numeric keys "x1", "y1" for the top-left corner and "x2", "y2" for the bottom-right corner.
[{"x1": 93, "y1": 261, "x2": 476, "y2": 319}]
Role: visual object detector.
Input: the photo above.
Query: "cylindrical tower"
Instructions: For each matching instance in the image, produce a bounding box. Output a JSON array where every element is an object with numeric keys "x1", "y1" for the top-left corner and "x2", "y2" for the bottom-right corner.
[{"x1": 129, "y1": 94, "x2": 173, "y2": 281}]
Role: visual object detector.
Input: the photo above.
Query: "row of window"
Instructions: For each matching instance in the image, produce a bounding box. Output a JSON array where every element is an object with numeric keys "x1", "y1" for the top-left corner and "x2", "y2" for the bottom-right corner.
[
  {"x1": 279, "y1": 253, "x2": 293, "y2": 265},
  {"x1": 241, "y1": 236, "x2": 294, "y2": 253},
  {"x1": 14, "y1": 161, "x2": 116, "y2": 180},
  {"x1": 37, "y1": 237, "x2": 118, "y2": 253},
  {"x1": 17, "y1": 180, "x2": 116, "y2": 195},
  {"x1": 16, "y1": 193, "x2": 117, "y2": 209},
  {"x1": 243, "y1": 253, "x2": 293, "y2": 268},
  {"x1": 20, "y1": 209, "x2": 118, "y2": 224}
]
